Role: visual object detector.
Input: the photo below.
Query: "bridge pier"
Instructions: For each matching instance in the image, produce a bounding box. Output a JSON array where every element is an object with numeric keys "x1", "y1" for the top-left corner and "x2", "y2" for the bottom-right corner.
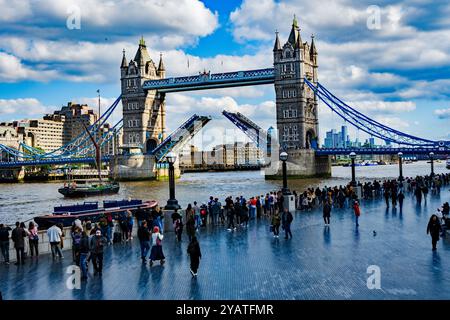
[
  {"x1": 110, "y1": 154, "x2": 180, "y2": 181},
  {"x1": 0, "y1": 167, "x2": 25, "y2": 182},
  {"x1": 265, "y1": 149, "x2": 331, "y2": 179}
]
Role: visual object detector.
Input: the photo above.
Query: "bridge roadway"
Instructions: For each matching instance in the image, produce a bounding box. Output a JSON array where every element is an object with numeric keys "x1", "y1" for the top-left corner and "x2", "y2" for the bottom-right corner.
[{"x1": 1, "y1": 188, "x2": 449, "y2": 300}]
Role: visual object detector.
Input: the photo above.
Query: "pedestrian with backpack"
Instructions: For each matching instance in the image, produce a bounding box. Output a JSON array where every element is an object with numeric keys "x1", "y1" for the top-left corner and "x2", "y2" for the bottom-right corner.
[{"x1": 281, "y1": 208, "x2": 293, "y2": 239}]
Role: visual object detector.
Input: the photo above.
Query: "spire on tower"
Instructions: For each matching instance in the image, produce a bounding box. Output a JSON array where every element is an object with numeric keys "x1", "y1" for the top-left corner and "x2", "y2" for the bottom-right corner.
[
  {"x1": 158, "y1": 53, "x2": 165, "y2": 71},
  {"x1": 310, "y1": 34, "x2": 317, "y2": 56},
  {"x1": 293, "y1": 14, "x2": 298, "y2": 28},
  {"x1": 288, "y1": 15, "x2": 300, "y2": 47},
  {"x1": 121, "y1": 49, "x2": 128, "y2": 68},
  {"x1": 273, "y1": 30, "x2": 281, "y2": 51},
  {"x1": 139, "y1": 35, "x2": 146, "y2": 46}
]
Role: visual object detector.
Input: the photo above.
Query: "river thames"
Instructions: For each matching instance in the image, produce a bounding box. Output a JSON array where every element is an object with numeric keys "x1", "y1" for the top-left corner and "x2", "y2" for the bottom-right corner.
[{"x1": 0, "y1": 161, "x2": 448, "y2": 225}]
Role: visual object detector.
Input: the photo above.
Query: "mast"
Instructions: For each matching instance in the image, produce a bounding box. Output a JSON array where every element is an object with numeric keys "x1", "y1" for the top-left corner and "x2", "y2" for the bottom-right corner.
[{"x1": 97, "y1": 89, "x2": 102, "y2": 182}]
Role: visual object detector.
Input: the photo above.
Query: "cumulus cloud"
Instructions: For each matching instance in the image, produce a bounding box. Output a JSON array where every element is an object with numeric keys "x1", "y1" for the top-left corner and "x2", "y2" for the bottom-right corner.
[
  {"x1": 0, "y1": 98, "x2": 55, "y2": 118},
  {"x1": 0, "y1": 52, "x2": 57, "y2": 82},
  {"x1": 434, "y1": 108, "x2": 450, "y2": 119},
  {"x1": 0, "y1": 0, "x2": 218, "y2": 40}
]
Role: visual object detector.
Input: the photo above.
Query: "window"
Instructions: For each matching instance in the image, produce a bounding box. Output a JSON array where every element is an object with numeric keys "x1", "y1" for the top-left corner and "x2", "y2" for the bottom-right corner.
[{"x1": 292, "y1": 90, "x2": 297, "y2": 98}]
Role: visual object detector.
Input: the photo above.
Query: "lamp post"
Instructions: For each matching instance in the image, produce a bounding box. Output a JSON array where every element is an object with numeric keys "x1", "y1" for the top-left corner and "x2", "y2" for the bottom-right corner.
[
  {"x1": 280, "y1": 151, "x2": 289, "y2": 195},
  {"x1": 349, "y1": 152, "x2": 357, "y2": 187},
  {"x1": 164, "y1": 152, "x2": 181, "y2": 210},
  {"x1": 398, "y1": 152, "x2": 403, "y2": 182},
  {"x1": 429, "y1": 152, "x2": 435, "y2": 177}
]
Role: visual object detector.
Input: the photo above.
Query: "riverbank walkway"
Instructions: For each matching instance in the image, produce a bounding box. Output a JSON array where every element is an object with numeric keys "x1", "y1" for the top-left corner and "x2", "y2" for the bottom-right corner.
[{"x1": 1, "y1": 188, "x2": 450, "y2": 300}]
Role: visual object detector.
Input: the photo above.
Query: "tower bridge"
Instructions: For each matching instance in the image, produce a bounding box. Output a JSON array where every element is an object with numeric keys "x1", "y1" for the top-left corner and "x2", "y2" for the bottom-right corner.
[{"x1": 1, "y1": 17, "x2": 448, "y2": 180}]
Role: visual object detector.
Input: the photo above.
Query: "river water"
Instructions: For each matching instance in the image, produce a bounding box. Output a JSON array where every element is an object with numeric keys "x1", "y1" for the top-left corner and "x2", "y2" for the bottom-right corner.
[{"x1": 0, "y1": 161, "x2": 448, "y2": 225}]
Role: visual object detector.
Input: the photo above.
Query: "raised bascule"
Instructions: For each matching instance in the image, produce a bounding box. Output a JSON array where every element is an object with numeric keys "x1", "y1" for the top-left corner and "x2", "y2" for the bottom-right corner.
[{"x1": 0, "y1": 17, "x2": 448, "y2": 180}]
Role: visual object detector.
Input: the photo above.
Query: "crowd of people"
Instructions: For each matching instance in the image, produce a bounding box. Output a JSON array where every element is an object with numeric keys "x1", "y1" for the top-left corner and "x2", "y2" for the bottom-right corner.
[{"x1": 0, "y1": 172, "x2": 449, "y2": 278}]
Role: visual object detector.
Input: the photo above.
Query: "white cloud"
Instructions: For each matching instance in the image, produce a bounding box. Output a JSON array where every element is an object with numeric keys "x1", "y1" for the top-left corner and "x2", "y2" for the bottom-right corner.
[
  {"x1": 434, "y1": 108, "x2": 450, "y2": 119},
  {"x1": 1, "y1": 0, "x2": 218, "y2": 40},
  {"x1": 0, "y1": 98, "x2": 54, "y2": 117},
  {"x1": 0, "y1": 0, "x2": 32, "y2": 22},
  {"x1": 0, "y1": 52, "x2": 57, "y2": 82},
  {"x1": 230, "y1": 0, "x2": 368, "y2": 43}
]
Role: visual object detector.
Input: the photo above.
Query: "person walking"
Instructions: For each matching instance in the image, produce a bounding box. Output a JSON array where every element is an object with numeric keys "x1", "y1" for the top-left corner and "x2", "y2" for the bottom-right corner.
[
  {"x1": 398, "y1": 191, "x2": 405, "y2": 211},
  {"x1": 422, "y1": 185, "x2": 429, "y2": 204},
  {"x1": 119, "y1": 213, "x2": 129, "y2": 242},
  {"x1": 383, "y1": 189, "x2": 390, "y2": 207},
  {"x1": 187, "y1": 236, "x2": 202, "y2": 277},
  {"x1": 47, "y1": 224, "x2": 63, "y2": 260},
  {"x1": 11, "y1": 222, "x2": 26, "y2": 265},
  {"x1": 271, "y1": 211, "x2": 281, "y2": 238},
  {"x1": 126, "y1": 210, "x2": 134, "y2": 241},
  {"x1": 211, "y1": 199, "x2": 220, "y2": 226},
  {"x1": 415, "y1": 186, "x2": 422, "y2": 204},
  {"x1": 0, "y1": 224, "x2": 11, "y2": 265},
  {"x1": 71, "y1": 226, "x2": 82, "y2": 265},
  {"x1": 427, "y1": 214, "x2": 442, "y2": 251},
  {"x1": 79, "y1": 231, "x2": 90, "y2": 280},
  {"x1": 137, "y1": 221, "x2": 151, "y2": 264},
  {"x1": 149, "y1": 226, "x2": 165, "y2": 266},
  {"x1": 391, "y1": 188, "x2": 398, "y2": 208},
  {"x1": 281, "y1": 208, "x2": 293, "y2": 239},
  {"x1": 89, "y1": 229, "x2": 106, "y2": 275},
  {"x1": 28, "y1": 222, "x2": 39, "y2": 258},
  {"x1": 353, "y1": 200, "x2": 361, "y2": 227},
  {"x1": 186, "y1": 213, "x2": 196, "y2": 242},
  {"x1": 323, "y1": 201, "x2": 331, "y2": 226},
  {"x1": 227, "y1": 202, "x2": 235, "y2": 231},
  {"x1": 173, "y1": 214, "x2": 184, "y2": 242},
  {"x1": 193, "y1": 201, "x2": 201, "y2": 230}
]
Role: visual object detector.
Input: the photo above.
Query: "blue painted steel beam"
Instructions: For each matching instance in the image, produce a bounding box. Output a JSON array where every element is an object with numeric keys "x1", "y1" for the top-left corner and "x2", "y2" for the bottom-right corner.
[
  {"x1": 315, "y1": 148, "x2": 449, "y2": 155},
  {"x1": 0, "y1": 156, "x2": 111, "y2": 168},
  {"x1": 143, "y1": 68, "x2": 275, "y2": 93}
]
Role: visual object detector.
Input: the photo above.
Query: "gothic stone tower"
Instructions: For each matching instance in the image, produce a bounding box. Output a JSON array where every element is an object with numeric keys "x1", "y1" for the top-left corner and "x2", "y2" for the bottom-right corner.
[
  {"x1": 273, "y1": 16, "x2": 318, "y2": 150},
  {"x1": 120, "y1": 37, "x2": 166, "y2": 155},
  {"x1": 113, "y1": 37, "x2": 168, "y2": 180},
  {"x1": 269, "y1": 17, "x2": 330, "y2": 178}
]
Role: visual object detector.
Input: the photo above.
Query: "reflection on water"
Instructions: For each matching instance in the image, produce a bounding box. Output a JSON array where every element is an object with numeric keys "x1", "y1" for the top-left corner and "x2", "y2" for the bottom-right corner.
[{"x1": 0, "y1": 161, "x2": 447, "y2": 224}]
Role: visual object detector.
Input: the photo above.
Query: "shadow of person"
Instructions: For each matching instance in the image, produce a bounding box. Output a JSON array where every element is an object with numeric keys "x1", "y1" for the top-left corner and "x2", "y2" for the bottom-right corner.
[
  {"x1": 323, "y1": 226, "x2": 331, "y2": 246},
  {"x1": 189, "y1": 276, "x2": 202, "y2": 300},
  {"x1": 430, "y1": 250, "x2": 442, "y2": 282},
  {"x1": 138, "y1": 263, "x2": 150, "y2": 286}
]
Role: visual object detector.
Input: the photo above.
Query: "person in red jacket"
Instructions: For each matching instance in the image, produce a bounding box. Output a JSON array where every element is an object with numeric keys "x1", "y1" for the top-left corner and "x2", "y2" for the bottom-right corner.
[{"x1": 353, "y1": 200, "x2": 361, "y2": 227}]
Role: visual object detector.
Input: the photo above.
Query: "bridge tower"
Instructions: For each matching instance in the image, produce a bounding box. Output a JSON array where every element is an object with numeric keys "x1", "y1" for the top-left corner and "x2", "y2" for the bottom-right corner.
[
  {"x1": 114, "y1": 37, "x2": 168, "y2": 180},
  {"x1": 120, "y1": 37, "x2": 166, "y2": 155},
  {"x1": 269, "y1": 17, "x2": 330, "y2": 178}
]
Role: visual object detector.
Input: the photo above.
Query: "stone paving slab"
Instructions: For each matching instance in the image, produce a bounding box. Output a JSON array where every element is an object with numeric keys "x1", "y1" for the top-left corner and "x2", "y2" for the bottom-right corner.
[{"x1": 1, "y1": 189, "x2": 449, "y2": 300}]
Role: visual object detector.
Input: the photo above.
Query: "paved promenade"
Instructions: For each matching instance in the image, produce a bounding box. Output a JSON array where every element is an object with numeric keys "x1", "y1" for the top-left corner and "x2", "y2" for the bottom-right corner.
[{"x1": 1, "y1": 189, "x2": 450, "y2": 300}]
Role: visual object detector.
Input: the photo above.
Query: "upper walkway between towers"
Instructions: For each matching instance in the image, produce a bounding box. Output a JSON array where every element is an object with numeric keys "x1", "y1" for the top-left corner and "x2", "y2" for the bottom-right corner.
[{"x1": 142, "y1": 68, "x2": 275, "y2": 93}]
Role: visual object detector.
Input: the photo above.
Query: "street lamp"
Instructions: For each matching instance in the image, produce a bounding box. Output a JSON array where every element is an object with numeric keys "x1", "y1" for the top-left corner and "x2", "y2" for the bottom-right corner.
[
  {"x1": 279, "y1": 151, "x2": 290, "y2": 195},
  {"x1": 164, "y1": 152, "x2": 181, "y2": 210},
  {"x1": 398, "y1": 152, "x2": 403, "y2": 182},
  {"x1": 349, "y1": 152, "x2": 357, "y2": 187},
  {"x1": 429, "y1": 152, "x2": 435, "y2": 177}
]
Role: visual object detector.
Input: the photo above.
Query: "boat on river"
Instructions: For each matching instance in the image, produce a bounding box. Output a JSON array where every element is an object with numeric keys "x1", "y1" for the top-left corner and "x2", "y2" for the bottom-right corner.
[
  {"x1": 34, "y1": 199, "x2": 158, "y2": 229},
  {"x1": 58, "y1": 179, "x2": 120, "y2": 197}
]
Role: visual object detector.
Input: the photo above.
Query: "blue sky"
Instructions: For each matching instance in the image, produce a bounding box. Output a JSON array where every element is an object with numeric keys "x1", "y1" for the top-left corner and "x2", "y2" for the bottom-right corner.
[{"x1": 0, "y1": 0, "x2": 449, "y2": 149}]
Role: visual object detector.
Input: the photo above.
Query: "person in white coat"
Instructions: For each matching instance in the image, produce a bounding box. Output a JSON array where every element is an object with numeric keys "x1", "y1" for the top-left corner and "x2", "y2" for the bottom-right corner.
[{"x1": 47, "y1": 224, "x2": 63, "y2": 259}]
